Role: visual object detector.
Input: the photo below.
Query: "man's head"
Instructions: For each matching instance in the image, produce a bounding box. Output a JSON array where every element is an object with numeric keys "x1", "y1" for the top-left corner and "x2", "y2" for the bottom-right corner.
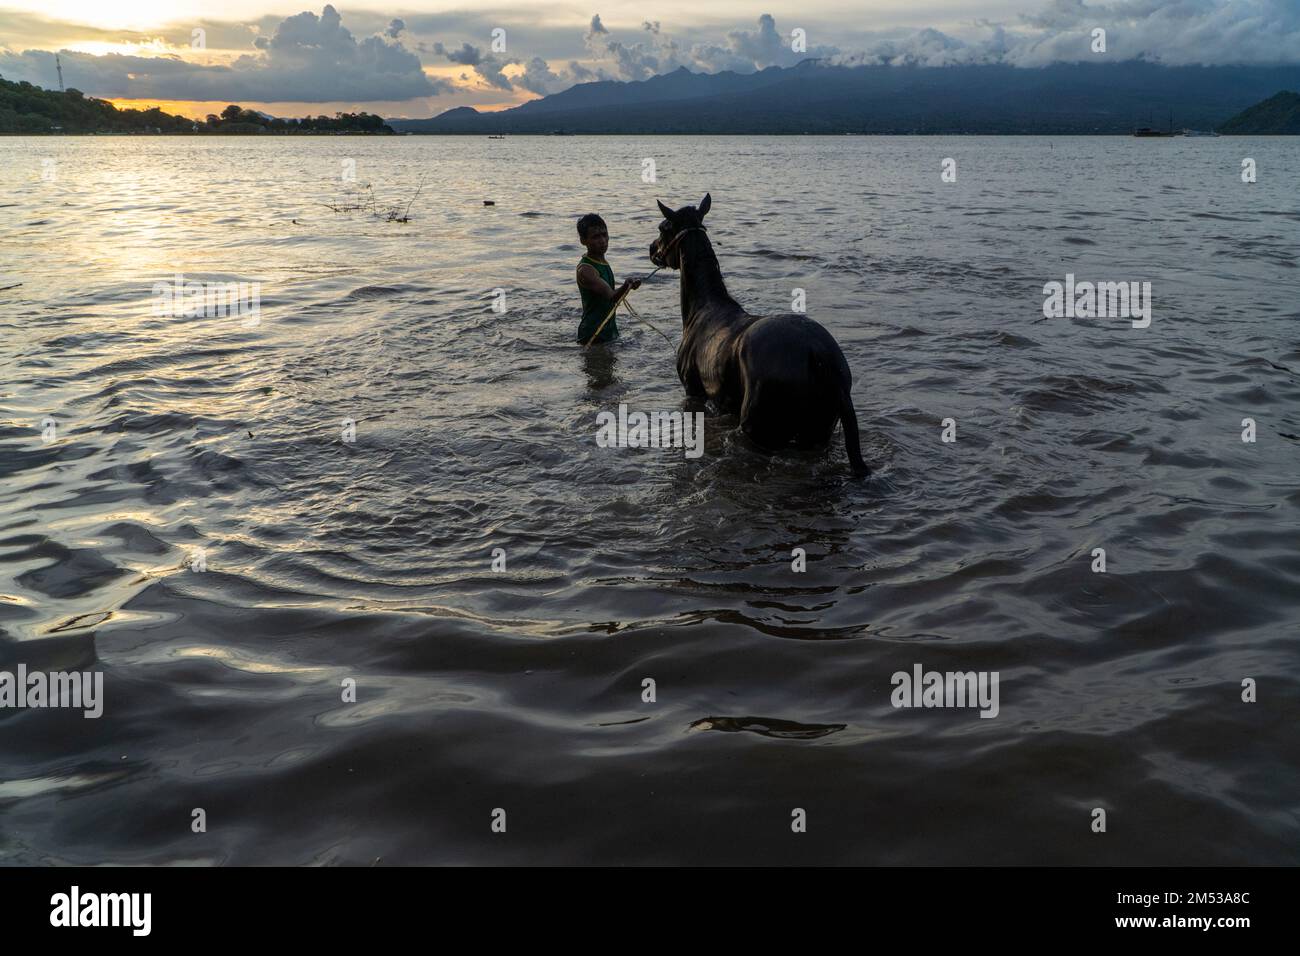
[{"x1": 577, "y1": 213, "x2": 609, "y2": 258}]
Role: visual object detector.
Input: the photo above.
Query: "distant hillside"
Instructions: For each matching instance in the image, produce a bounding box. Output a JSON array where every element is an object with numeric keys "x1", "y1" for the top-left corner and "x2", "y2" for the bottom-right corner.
[
  {"x1": 0, "y1": 76, "x2": 395, "y2": 134},
  {"x1": 1218, "y1": 91, "x2": 1300, "y2": 134},
  {"x1": 390, "y1": 61, "x2": 1300, "y2": 135}
]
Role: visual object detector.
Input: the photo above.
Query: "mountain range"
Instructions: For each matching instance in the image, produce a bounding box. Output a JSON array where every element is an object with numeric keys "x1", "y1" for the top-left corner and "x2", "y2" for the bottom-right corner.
[{"x1": 389, "y1": 60, "x2": 1300, "y2": 134}]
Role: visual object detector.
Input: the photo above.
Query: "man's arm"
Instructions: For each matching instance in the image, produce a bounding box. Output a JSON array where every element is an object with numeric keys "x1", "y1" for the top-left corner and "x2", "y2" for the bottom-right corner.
[{"x1": 577, "y1": 263, "x2": 638, "y2": 301}]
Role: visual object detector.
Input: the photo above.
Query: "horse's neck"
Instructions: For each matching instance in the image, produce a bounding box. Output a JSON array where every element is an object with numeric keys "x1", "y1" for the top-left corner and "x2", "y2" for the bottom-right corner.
[{"x1": 680, "y1": 233, "x2": 737, "y2": 325}]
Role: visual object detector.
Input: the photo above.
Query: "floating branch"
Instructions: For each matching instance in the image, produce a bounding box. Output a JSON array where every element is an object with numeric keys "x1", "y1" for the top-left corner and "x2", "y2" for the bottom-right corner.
[{"x1": 317, "y1": 173, "x2": 428, "y2": 223}]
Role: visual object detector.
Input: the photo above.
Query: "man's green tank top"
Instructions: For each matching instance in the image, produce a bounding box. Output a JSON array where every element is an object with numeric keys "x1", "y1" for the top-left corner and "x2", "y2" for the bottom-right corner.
[{"x1": 577, "y1": 255, "x2": 618, "y2": 344}]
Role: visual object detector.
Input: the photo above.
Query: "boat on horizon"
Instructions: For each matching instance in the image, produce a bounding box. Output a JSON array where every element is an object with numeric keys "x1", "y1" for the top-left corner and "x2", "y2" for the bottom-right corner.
[{"x1": 1134, "y1": 109, "x2": 1177, "y2": 137}]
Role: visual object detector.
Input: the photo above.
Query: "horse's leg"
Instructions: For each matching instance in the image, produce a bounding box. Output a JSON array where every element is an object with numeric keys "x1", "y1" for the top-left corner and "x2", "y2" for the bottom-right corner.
[
  {"x1": 676, "y1": 345, "x2": 707, "y2": 399},
  {"x1": 790, "y1": 411, "x2": 837, "y2": 449},
  {"x1": 791, "y1": 353, "x2": 844, "y2": 449},
  {"x1": 739, "y1": 365, "x2": 793, "y2": 451}
]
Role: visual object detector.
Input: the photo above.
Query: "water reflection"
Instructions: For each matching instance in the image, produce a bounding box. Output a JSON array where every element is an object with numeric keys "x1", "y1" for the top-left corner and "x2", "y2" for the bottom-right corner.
[{"x1": 581, "y1": 341, "x2": 620, "y2": 392}]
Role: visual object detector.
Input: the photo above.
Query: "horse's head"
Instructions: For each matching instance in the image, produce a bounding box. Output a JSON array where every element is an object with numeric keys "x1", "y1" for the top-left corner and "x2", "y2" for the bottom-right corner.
[{"x1": 649, "y1": 193, "x2": 711, "y2": 270}]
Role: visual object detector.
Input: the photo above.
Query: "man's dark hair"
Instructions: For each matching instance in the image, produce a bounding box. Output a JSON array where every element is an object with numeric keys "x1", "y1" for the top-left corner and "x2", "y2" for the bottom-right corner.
[{"x1": 576, "y1": 213, "x2": 606, "y2": 240}]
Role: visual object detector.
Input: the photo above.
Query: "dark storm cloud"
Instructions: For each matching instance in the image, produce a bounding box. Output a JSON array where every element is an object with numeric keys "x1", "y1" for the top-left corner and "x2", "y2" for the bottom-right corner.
[
  {"x1": 823, "y1": 0, "x2": 1300, "y2": 67},
  {"x1": 0, "y1": 5, "x2": 447, "y2": 101},
  {"x1": 432, "y1": 40, "x2": 516, "y2": 90}
]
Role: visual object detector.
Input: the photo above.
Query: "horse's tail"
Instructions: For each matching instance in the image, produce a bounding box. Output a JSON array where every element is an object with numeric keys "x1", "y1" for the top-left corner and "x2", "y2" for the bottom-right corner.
[{"x1": 811, "y1": 353, "x2": 870, "y2": 477}]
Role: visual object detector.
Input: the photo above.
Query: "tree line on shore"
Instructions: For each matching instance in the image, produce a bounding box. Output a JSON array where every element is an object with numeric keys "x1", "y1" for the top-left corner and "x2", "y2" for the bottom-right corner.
[{"x1": 0, "y1": 77, "x2": 394, "y2": 134}]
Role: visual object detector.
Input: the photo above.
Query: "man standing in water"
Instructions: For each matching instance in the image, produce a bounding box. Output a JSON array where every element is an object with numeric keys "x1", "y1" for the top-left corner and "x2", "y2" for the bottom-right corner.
[{"x1": 575, "y1": 213, "x2": 640, "y2": 345}]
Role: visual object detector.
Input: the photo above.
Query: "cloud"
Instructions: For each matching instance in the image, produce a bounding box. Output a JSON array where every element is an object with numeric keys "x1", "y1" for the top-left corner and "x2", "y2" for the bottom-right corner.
[
  {"x1": 516, "y1": 56, "x2": 565, "y2": 95},
  {"x1": 433, "y1": 40, "x2": 516, "y2": 91},
  {"x1": 579, "y1": 13, "x2": 839, "y2": 80},
  {"x1": 823, "y1": 28, "x2": 982, "y2": 68},
  {"x1": 0, "y1": 5, "x2": 447, "y2": 102},
  {"x1": 3, "y1": 2, "x2": 1299, "y2": 113},
  {"x1": 725, "y1": 13, "x2": 784, "y2": 68},
  {"x1": 0, "y1": 9, "x2": 260, "y2": 54},
  {"x1": 575, "y1": 4, "x2": 1300, "y2": 81},
  {"x1": 567, "y1": 59, "x2": 605, "y2": 83},
  {"x1": 820, "y1": 0, "x2": 1300, "y2": 67},
  {"x1": 1006, "y1": 0, "x2": 1300, "y2": 66},
  {"x1": 583, "y1": 12, "x2": 687, "y2": 81},
  {"x1": 435, "y1": 41, "x2": 482, "y2": 66}
]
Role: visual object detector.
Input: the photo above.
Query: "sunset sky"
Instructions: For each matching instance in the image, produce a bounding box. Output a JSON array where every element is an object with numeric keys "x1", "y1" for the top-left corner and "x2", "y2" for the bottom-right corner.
[{"x1": 0, "y1": 2, "x2": 1296, "y2": 120}]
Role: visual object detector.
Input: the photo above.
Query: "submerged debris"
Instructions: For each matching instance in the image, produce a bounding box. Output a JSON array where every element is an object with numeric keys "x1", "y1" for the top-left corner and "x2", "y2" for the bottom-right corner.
[{"x1": 317, "y1": 173, "x2": 427, "y2": 223}]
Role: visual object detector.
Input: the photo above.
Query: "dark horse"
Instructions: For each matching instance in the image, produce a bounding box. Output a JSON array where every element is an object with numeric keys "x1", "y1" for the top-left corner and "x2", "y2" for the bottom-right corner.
[{"x1": 649, "y1": 194, "x2": 870, "y2": 476}]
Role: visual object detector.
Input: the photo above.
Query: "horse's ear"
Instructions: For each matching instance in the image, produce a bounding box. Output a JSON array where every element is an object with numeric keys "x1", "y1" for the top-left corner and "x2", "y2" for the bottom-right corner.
[
  {"x1": 656, "y1": 199, "x2": 675, "y2": 221},
  {"x1": 698, "y1": 193, "x2": 711, "y2": 217}
]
